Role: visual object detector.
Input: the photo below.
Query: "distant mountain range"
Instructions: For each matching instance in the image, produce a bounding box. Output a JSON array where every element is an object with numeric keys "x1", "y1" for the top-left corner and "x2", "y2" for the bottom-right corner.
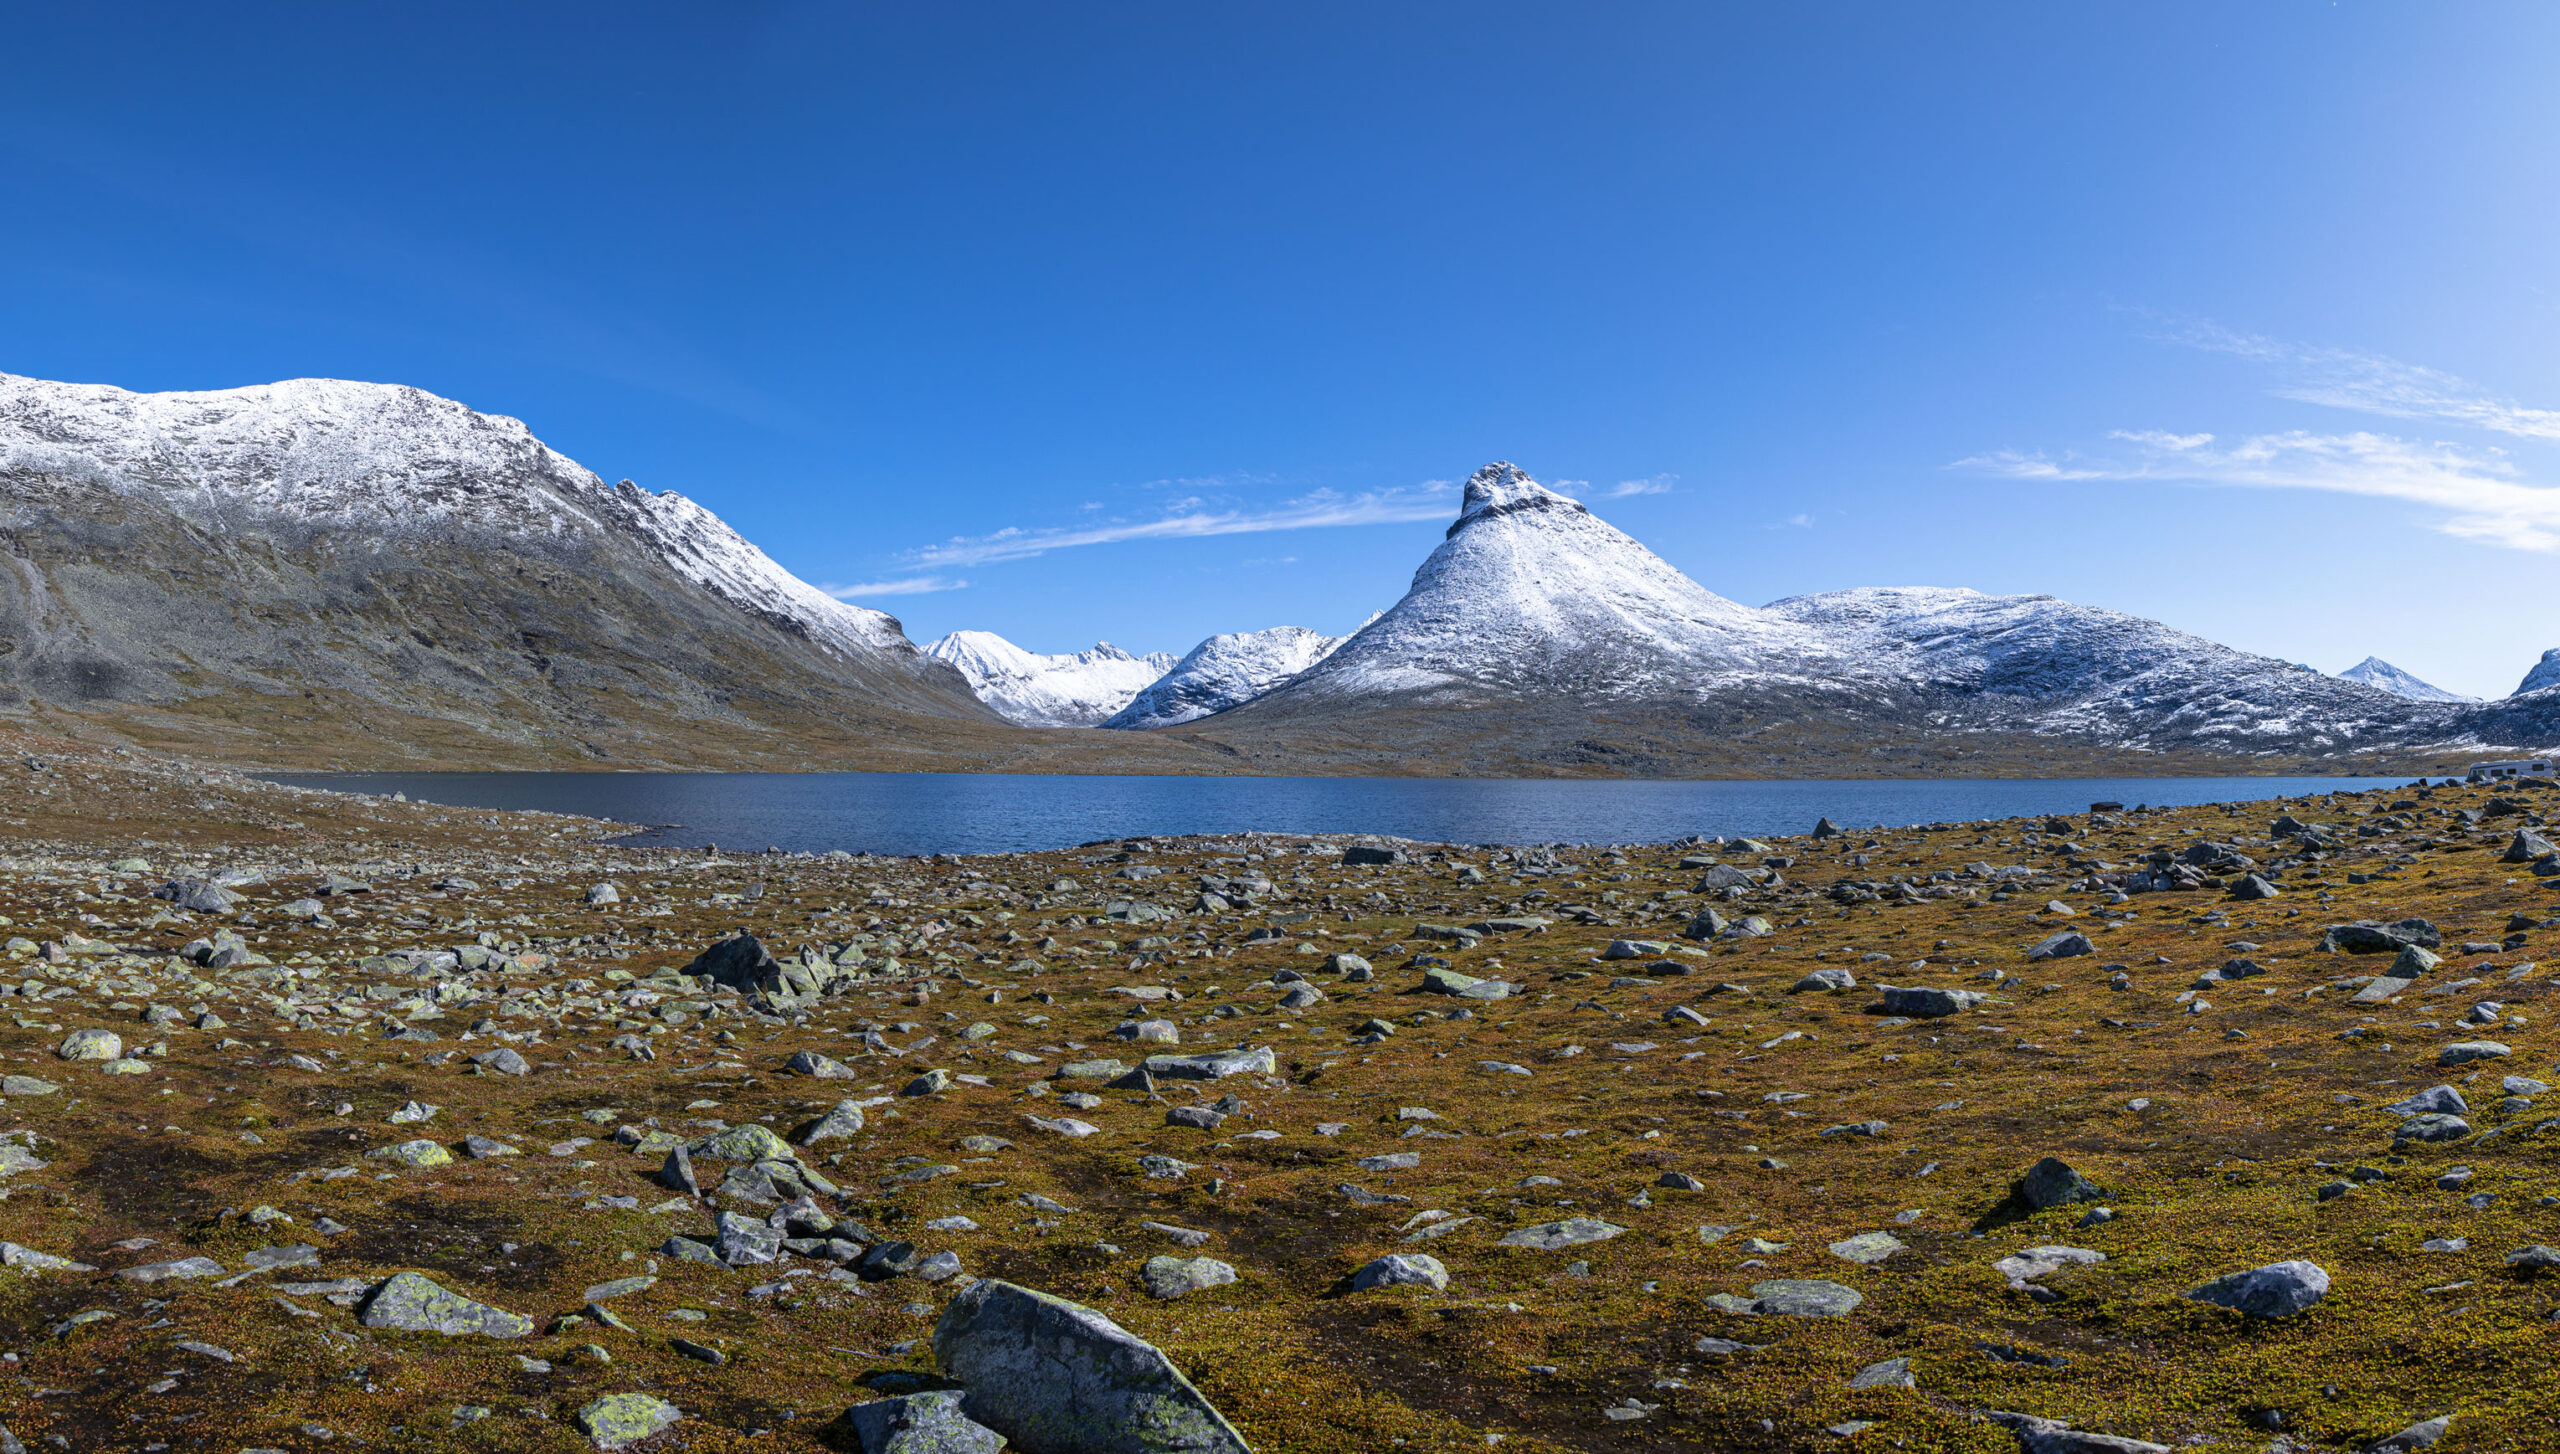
[
  {"x1": 949, "y1": 463, "x2": 2560, "y2": 773},
  {"x1": 3, "y1": 370, "x2": 2551, "y2": 776},
  {"x1": 921, "y1": 633, "x2": 1175, "y2": 728}
]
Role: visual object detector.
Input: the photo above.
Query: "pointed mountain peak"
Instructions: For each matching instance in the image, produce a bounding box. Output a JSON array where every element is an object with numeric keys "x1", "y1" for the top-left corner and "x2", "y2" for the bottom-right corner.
[
  {"x1": 1452, "y1": 461, "x2": 1586, "y2": 536},
  {"x1": 2337, "y1": 656, "x2": 2475, "y2": 703},
  {"x1": 2518, "y1": 648, "x2": 2560, "y2": 697}
]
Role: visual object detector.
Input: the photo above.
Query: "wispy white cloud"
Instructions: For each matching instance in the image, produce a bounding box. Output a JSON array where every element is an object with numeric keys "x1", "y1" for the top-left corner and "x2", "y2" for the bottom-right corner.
[
  {"x1": 1957, "y1": 430, "x2": 2560, "y2": 551},
  {"x1": 1967, "y1": 322, "x2": 2560, "y2": 552},
  {"x1": 1603, "y1": 473, "x2": 1677, "y2": 498},
  {"x1": 907, "y1": 483, "x2": 1461, "y2": 567},
  {"x1": 1771, "y1": 512, "x2": 1817, "y2": 529},
  {"x1": 2156, "y1": 319, "x2": 2560, "y2": 443},
  {"x1": 824, "y1": 575, "x2": 970, "y2": 598}
]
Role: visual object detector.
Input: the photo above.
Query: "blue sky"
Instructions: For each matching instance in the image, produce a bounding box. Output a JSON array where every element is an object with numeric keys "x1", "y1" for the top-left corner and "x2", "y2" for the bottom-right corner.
[{"x1": 5, "y1": 3, "x2": 2558, "y2": 698}]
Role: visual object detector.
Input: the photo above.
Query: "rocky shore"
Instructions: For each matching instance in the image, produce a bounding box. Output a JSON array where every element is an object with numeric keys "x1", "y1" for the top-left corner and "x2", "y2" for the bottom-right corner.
[{"x1": 0, "y1": 729, "x2": 2546, "y2": 1452}]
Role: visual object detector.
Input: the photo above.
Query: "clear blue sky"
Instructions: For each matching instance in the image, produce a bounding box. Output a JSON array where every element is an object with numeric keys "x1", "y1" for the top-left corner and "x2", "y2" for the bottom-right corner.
[{"x1": 5, "y1": 4, "x2": 2557, "y2": 698}]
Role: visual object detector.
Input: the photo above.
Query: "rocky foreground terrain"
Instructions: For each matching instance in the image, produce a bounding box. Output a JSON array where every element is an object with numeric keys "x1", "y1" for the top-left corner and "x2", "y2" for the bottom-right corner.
[{"x1": 0, "y1": 738, "x2": 2549, "y2": 1451}]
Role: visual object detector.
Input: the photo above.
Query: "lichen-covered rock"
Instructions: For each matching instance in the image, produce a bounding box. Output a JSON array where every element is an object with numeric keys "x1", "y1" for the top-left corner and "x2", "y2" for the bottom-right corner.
[
  {"x1": 358, "y1": 1271, "x2": 534, "y2": 1337},
  {"x1": 687, "y1": 1124, "x2": 798, "y2": 1164},
  {"x1": 843, "y1": 1390, "x2": 1008, "y2": 1454},
  {"x1": 577, "y1": 1392, "x2": 683, "y2": 1449},
  {"x1": 57, "y1": 1029, "x2": 121, "y2": 1061},
  {"x1": 932, "y1": 1278, "x2": 1250, "y2": 1454},
  {"x1": 366, "y1": 1138, "x2": 453, "y2": 1168},
  {"x1": 1139, "y1": 1255, "x2": 1237, "y2": 1299}
]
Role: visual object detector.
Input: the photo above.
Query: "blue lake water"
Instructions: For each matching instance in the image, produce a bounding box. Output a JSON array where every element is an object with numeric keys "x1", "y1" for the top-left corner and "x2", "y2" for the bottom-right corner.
[{"x1": 261, "y1": 772, "x2": 2417, "y2": 858}]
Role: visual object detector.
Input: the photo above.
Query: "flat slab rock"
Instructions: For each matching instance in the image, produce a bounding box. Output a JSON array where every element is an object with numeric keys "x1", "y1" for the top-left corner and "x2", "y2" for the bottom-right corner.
[
  {"x1": 1748, "y1": 1279, "x2": 1864, "y2": 1317},
  {"x1": 1498, "y1": 1217, "x2": 1625, "y2": 1250},
  {"x1": 1142, "y1": 1048, "x2": 1277, "y2": 1081},
  {"x1": 933, "y1": 1278, "x2": 1249, "y2": 1454}
]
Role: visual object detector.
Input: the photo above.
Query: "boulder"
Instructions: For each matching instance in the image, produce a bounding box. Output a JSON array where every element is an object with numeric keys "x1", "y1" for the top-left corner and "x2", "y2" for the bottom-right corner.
[
  {"x1": 1139, "y1": 1256, "x2": 1237, "y2": 1299},
  {"x1": 2383, "y1": 1085, "x2": 2467, "y2": 1117},
  {"x1": 2439, "y1": 1041, "x2": 2511, "y2": 1066},
  {"x1": 2010, "y1": 1157, "x2": 2105, "y2": 1212},
  {"x1": 576, "y1": 1393, "x2": 683, "y2": 1450},
  {"x1": 2027, "y1": 932, "x2": 2095, "y2": 962},
  {"x1": 2503, "y1": 830, "x2": 2556, "y2": 864},
  {"x1": 57, "y1": 1029, "x2": 122, "y2": 1061},
  {"x1": 1350, "y1": 1253, "x2": 1448, "y2": 1291},
  {"x1": 841, "y1": 1390, "x2": 1008, "y2": 1454},
  {"x1": 1749, "y1": 1279, "x2": 1863, "y2": 1317},
  {"x1": 357, "y1": 1271, "x2": 534, "y2": 1337},
  {"x1": 1879, "y1": 986, "x2": 1983, "y2": 1018},
  {"x1": 1790, "y1": 967, "x2": 1856, "y2": 993},
  {"x1": 932, "y1": 1279, "x2": 1250, "y2": 1454},
  {"x1": 795, "y1": 1099, "x2": 869, "y2": 1147},
  {"x1": 2321, "y1": 920, "x2": 2441, "y2": 954},
  {"x1": 2183, "y1": 1260, "x2": 2329, "y2": 1317},
  {"x1": 1143, "y1": 1049, "x2": 1276, "y2": 1081},
  {"x1": 1498, "y1": 1217, "x2": 1625, "y2": 1251}
]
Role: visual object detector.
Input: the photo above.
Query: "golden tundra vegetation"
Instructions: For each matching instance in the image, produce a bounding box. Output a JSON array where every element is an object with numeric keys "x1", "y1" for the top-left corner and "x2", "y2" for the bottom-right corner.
[{"x1": 0, "y1": 730, "x2": 2548, "y2": 1453}]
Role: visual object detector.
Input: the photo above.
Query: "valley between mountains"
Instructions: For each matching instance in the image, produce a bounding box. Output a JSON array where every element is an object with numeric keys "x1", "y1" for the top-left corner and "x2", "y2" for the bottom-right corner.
[
  {"x1": 3, "y1": 371, "x2": 2553, "y2": 777},
  {"x1": 0, "y1": 729, "x2": 2552, "y2": 1451}
]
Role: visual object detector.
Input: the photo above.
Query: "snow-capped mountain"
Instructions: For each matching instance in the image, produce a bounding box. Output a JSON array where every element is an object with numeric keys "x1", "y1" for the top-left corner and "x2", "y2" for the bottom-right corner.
[
  {"x1": 0, "y1": 371, "x2": 995, "y2": 765},
  {"x1": 2335, "y1": 656, "x2": 2475, "y2": 703},
  {"x1": 1274, "y1": 463, "x2": 1834, "y2": 705},
  {"x1": 1197, "y1": 462, "x2": 2518, "y2": 768},
  {"x1": 1104, "y1": 625, "x2": 1347, "y2": 729},
  {"x1": 925, "y1": 631, "x2": 1176, "y2": 728},
  {"x1": 2516, "y1": 649, "x2": 2560, "y2": 698}
]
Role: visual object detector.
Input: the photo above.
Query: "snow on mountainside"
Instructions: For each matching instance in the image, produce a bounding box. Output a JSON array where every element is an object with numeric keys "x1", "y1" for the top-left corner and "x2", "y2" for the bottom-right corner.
[
  {"x1": 0, "y1": 372, "x2": 909, "y2": 662},
  {"x1": 2335, "y1": 656, "x2": 2476, "y2": 703},
  {"x1": 1286, "y1": 462, "x2": 1833, "y2": 703},
  {"x1": 1104, "y1": 625, "x2": 1347, "y2": 729},
  {"x1": 2517, "y1": 650, "x2": 2560, "y2": 698},
  {"x1": 925, "y1": 631, "x2": 1176, "y2": 728},
  {"x1": 1217, "y1": 462, "x2": 2489, "y2": 759}
]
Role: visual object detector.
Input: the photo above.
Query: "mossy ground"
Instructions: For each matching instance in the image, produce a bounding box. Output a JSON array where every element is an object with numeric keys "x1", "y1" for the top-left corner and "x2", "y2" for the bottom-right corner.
[{"x1": 0, "y1": 730, "x2": 2545, "y2": 1451}]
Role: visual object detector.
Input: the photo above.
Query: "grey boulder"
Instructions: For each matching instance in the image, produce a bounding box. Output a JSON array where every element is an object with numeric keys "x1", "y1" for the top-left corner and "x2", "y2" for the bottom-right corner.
[
  {"x1": 2183, "y1": 1260, "x2": 2329, "y2": 1318},
  {"x1": 1143, "y1": 1049, "x2": 1277, "y2": 1081},
  {"x1": 1349, "y1": 1253, "x2": 1448, "y2": 1291},
  {"x1": 933, "y1": 1278, "x2": 1250, "y2": 1454},
  {"x1": 1497, "y1": 1217, "x2": 1625, "y2": 1251},
  {"x1": 843, "y1": 1391, "x2": 1008, "y2": 1454},
  {"x1": 358, "y1": 1271, "x2": 534, "y2": 1337},
  {"x1": 2027, "y1": 932, "x2": 2095, "y2": 961},
  {"x1": 2010, "y1": 1156, "x2": 2105, "y2": 1212},
  {"x1": 1749, "y1": 1279, "x2": 1863, "y2": 1317},
  {"x1": 1879, "y1": 986, "x2": 1983, "y2": 1018},
  {"x1": 1139, "y1": 1256, "x2": 1237, "y2": 1300}
]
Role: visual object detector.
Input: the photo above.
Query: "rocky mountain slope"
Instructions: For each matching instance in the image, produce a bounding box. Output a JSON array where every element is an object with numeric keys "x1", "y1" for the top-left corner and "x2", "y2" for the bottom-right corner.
[
  {"x1": 1170, "y1": 463, "x2": 2547, "y2": 775},
  {"x1": 1104, "y1": 624, "x2": 1345, "y2": 729},
  {"x1": 923, "y1": 631, "x2": 1175, "y2": 727},
  {"x1": 0, "y1": 372, "x2": 1233, "y2": 772},
  {"x1": 2336, "y1": 656, "x2": 2474, "y2": 703}
]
